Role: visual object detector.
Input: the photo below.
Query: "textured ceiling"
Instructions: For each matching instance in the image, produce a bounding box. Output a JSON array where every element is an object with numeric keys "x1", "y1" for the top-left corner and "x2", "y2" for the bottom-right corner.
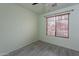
[{"x1": 17, "y1": 3, "x2": 78, "y2": 14}]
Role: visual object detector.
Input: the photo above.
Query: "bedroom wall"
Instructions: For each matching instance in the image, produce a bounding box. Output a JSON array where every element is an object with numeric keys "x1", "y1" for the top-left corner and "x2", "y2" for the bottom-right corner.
[
  {"x1": 39, "y1": 4, "x2": 79, "y2": 51},
  {"x1": 0, "y1": 4, "x2": 38, "y2": 55}
]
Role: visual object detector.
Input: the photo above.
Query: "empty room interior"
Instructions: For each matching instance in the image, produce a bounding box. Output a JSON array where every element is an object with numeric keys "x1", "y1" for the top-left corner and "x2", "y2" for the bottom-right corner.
[{"x1": 0, "y1": 3, "x2": 79, "y2": 56}]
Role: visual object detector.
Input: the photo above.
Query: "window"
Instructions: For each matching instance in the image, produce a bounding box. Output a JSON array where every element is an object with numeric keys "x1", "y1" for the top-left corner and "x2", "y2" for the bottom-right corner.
[
  {"x1": 46, "y1": 13, "x2": 69, "y2": 38},
  {"x1": 46, "y1": 16, "x2": 55, "y2": 36}
]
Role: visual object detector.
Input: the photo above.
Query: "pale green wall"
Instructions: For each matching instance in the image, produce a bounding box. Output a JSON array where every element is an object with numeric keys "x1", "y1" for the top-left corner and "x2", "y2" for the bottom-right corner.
[
  {"x1": 0, "y1": 4, "x2": 38, "y2": 55},
  {"x1": 39, "y1": 4, "x2": 79, "y2": 51}
]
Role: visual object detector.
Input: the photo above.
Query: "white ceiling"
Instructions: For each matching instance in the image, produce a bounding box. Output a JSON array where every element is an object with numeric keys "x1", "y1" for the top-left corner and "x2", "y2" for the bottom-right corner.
[{"x1": 17, "y1": 3, "x2": 78, "y2": 14}]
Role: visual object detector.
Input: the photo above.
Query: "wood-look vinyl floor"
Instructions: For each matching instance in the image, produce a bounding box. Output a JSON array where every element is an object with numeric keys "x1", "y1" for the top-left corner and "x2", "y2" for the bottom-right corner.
[{"x1": 5, "y1": 41, "x2": 79, "y2": 56}]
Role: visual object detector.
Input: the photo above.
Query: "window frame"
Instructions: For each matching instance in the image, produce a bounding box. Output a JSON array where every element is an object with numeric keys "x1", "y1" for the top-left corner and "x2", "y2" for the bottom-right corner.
[{"x1": 46, "y1": 13, "x2": 70, "y2": 38}]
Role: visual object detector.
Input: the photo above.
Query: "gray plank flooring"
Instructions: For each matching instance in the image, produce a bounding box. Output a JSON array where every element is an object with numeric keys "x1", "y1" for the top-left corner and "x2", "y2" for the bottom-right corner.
[{"x1": 5, "y1": 41, "x2": 79, "y2": 56}]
